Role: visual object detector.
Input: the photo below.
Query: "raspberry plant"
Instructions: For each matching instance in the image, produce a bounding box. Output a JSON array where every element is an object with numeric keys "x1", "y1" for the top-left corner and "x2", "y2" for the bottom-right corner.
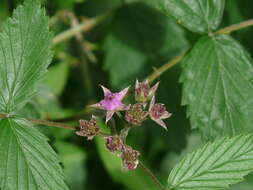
[{"x1": 1, "y1": 0, "x2": 253, "y2": 190}]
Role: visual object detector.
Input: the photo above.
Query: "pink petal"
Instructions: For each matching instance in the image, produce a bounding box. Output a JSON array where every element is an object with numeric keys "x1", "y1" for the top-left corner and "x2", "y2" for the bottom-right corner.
[
  {"x1": 100, "y1": 85, "x2": 111, "y2": 96},
  {"x1": 161, "y1": 111, "x2": 172, "y2": 119},
  {"x1": 149, "y1": 96, "x2": 155, "y2": 111},
  {"x1": 149, "y1": 81, "x2": 160, "y2": 97},
  {"x1": 106, "y1": 110, "x2": 115, "y2": 123},
  {"x1": 118, "y1": 86, "x2": 130, "y2": 101},
  {"x1": 153, "y1": 118, "x2": 167, "y2": 130},
  {"x1": 89, "y1": 102, "x2": 104, "y2": 110}
]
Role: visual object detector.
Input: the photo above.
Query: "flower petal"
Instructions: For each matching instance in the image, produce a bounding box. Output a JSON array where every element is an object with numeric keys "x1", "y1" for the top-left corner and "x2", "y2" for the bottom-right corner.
[
  {"x1": 149, "y1": 81, "x2": 159, "y2": 97},
  {"x1": 100, "y1": 85, "x2": 111, "y2": 96},
  {"x1": 106, "y1": 110, "x2": 115, "y2": 123},
  {"x1": 149, "y1": 96, "x2": 155, "y2": 111},
  {"x1": 161, "y1": 111, "x2": 172, "y2": 119},
  {"x1": 153, "y1": 118, "x2": 167, "y2": 130},
  {"x1": 89, "y1": 102, "x2": 104, "y2": 110},
  {"x1": 118, "y1": 86, "x2": 130, "y2": 101}
]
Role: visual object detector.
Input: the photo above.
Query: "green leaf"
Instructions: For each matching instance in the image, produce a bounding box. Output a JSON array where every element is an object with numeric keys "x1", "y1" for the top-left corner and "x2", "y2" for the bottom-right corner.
[
  {"x1": 180, "y1": 35, "x2": 253, "y2": 140},
  {"x1": 104, "y1": 2, "x2": 188, "y2": 87},
  {"x1": 95, "y1": 137, "x2": 160, "y2": 190},
  {"x1": 0, "y1": 0, "x2": 53, "y2": 113},
  {"x1": 168, "y1": 134, "x2": 253, "y2": 190},
  {"x1": 162, "y1": 0, "x2": 225, "y2": 33},
  {"x1": 0, "y1": 118, "x2": 68, "y2": 190}
]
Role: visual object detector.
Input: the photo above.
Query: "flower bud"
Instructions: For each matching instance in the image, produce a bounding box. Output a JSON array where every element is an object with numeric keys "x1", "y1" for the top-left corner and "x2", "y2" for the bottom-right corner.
[
  {"x1": 135, "y1": 80, "x2": 159, "y2": 103},
  {"x1": 125, "y1": 103, "x2": 148, "y2": 126},
  {"x1": 105, "y1": 135, "x2": 124, "y2": 152},
  {"x1": 121, "y1": 146, "x2": 140, "y2": 170},
  {"x1": 76, "y1": 116, "x2": 100, "y2": 140}
]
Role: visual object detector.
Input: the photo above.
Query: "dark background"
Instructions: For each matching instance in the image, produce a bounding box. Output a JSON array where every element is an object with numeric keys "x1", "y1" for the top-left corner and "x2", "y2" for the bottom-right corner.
[{"x1": 0, "y1": 0, "x2": 253, "y2": 189}]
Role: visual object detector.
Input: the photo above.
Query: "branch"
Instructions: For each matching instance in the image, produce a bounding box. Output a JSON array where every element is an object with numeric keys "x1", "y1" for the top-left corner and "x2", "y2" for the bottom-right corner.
[
  {"x1": 215, "y1": 18, "x2": 253, "y2": 35},
  {"x1": 52, "y1": 13, "x2": 109, "y2": 45},
  {"x1": 146, "y1": 52, "x2": 187, "y2": 84},
  {"x1": 0, "y1": 113, "x2": 76, "y2": 130}
]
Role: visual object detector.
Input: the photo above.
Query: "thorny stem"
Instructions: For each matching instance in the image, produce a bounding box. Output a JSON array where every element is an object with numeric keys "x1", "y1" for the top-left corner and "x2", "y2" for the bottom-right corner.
[{"x1": 139, "y1": 161, "x2": 169, "y2": 190}]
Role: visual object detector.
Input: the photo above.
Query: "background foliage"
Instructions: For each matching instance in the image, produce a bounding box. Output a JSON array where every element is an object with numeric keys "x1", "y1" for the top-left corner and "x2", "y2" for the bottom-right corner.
[{"x1": 1, "y1": 0, "x2": 253, "y2": 189}]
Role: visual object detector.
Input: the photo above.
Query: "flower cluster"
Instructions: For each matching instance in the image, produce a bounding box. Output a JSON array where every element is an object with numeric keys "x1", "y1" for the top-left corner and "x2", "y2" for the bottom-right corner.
[{"x1": 76, "y1": 80, "x2": 172, "y2": 170}]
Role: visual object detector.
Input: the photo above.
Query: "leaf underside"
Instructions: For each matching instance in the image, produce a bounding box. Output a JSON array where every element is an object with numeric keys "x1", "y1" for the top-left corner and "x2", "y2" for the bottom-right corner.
[
  {"x1": 0, "y1": 0, "x2": 53, "y2": 113},
  {"x1": 163, "y1": 0, "x2": 225, "y2": 33},
  {"x1": 0, "y1": 118, "x2": 68, "y2": 190},
  {"x1": 168, "y1": 134, "x2": 253, "y2": 190},
  {"x1": 180, "y1": 35, "x2": 253, "y2": 140}
]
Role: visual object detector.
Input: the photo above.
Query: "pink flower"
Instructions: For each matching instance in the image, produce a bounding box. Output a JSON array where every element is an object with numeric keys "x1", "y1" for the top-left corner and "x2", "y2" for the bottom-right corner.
[
  {"x1": 90, "y1": 85, "x2": 130, "y2": 123},
  {"x1": 149, "y1": 96, "x2": 172, "y2": 130},
  {"x1": 125, "y1": 103, "x2": 148, "y2": 126},
  {"x1": 135, "y1": 80, "x2": 159, "y2": 103}
]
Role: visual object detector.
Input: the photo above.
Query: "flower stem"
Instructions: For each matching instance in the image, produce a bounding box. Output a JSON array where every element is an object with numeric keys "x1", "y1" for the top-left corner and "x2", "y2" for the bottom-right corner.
[
  {"x1": 0, "y1": 113, "x2": 76, "y2": 130},
  {"x1": 215, "y1": 18, "x2": 253, "y2": 35},
  {"x1": 139, "y1": 161, "x2": 169, "y2": 190}
]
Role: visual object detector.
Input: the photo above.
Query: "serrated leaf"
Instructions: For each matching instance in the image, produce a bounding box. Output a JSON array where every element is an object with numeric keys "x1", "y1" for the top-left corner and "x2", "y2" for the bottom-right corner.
[
  {"x1": 168, "y1": 134, "x2": 253, "y2": 190},
  {"x1": 0, "y1": 0, "x2": 53, "y2": 113},
  {"x1": 0, "y1": 118, "x2": 68, "y2": 190},
  {"x1": 180, "y1": 35, "x2": 253, "y2": 140},
  {"x1": 163, "y1": 0, "x2": 225, "y2": 33}
]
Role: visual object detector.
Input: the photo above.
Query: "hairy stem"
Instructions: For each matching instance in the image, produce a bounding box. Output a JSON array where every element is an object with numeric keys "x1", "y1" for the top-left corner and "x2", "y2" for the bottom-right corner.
[
  {"x1": 215, "y1": 18, "x2": 253, "y2": 35},
  {"x1": 139, "y1": 161, "x2": 169, "y2": 190},
  {"x1": 146, "y1": 52, "x2": 187, "y2": 84},
  {"x1": 0, "y1": 113, "x2": 76, "y2": 130},
  {"x1": 52, "y1": 13, "x2": 110, "y2": 45}
]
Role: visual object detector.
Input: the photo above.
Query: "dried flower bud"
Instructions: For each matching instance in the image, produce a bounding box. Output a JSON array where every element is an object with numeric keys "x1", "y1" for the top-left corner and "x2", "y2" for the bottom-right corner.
[
  {"x1": 149, "y1": 96, "x2": 172, "y2": 130},
  {"x1": 76, "y1": 116, "x2": 100, "y2": 140},
  {"x1": 125, "y1": 103, "x2": 148, "y2": 126},
  {"x1": 121, "y1": 146, "x2": 140, "y2": 170},
  {"x1": 135, "y1": 80, "x2": 159, "y2": 103},
  {"x1": 105, "y1": 135, "x2": 124, "y2": 152}
]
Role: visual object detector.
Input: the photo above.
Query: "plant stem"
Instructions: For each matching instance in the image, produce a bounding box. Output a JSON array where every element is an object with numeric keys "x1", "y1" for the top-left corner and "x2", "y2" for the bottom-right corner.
[
  {"x1": 146, "y1": 52, "x2": 187, "y2": 84},
  {"x1": 215, "y1": 18, "x2": 253, "y2": 35},
  {"x1": 139, "y1": 161, "x2": 168, "y2": 190},
  {"x1": 26, "y1": 118, "x2": 76, "y2": 130},
  {"x1": 52, "y1": 13, "x2": 109, "y2": 45},
  {"x1": 0, "y1": 113, "x2": 76, "y2": 130}
]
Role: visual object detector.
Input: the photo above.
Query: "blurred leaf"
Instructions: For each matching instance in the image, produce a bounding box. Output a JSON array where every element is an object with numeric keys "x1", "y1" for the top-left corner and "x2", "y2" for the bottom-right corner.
[
  {"x1": 168, "y1": 134, "x2": 253, "y2": 190},
  {"x1": 46, "y1": 61, "x2": 69, "y2": 96},
  {"x1": 0, "y1": 0, "x2": 53, "y2": 113},
  {"x1": 95, "y1": 137, "x2": 160, "y2": 190},
  {"x1": 104, "y1": 2, "x2": 188, "y2": 87},
  {"x1": 0, "y1": 118, "x2": 68, "y2": 190},
  {"x1": 181, "y1": 35, "x2": 253, "y2": 140},
  {"x1": 162, "y1": 0, "x2": 225, "y2": 33},
  {"x1": 55, "y1": 141, "x2": 86, "y2": 190}
]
